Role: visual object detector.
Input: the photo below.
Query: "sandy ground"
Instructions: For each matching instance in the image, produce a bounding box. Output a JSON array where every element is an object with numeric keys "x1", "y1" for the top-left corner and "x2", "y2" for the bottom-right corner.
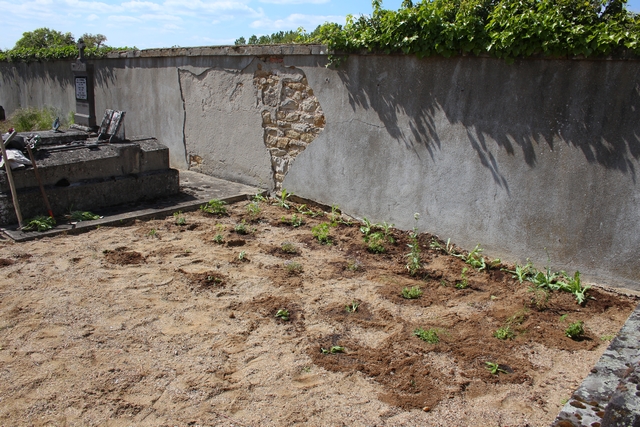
[{"x1": 0, "y1": 200, "x2": 636, "y2": 426}]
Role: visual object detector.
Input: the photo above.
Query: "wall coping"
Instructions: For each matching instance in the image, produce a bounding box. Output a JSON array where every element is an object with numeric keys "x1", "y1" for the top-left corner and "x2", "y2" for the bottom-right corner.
[{"x1": 101, "y1": 44, "x2": 640, "y2": 62}]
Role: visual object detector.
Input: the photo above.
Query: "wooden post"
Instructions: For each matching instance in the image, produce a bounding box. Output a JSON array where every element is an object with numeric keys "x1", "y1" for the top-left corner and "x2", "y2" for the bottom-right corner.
[{"x1": 1, "y1": 131, "x2": 23, "y2": 228}]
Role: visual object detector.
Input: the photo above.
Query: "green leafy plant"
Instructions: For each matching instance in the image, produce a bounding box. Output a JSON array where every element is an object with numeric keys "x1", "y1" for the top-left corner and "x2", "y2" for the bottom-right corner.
[
  {"x1": 281, "y1": 214, "x2": 305, "y2": 227},
  {"x1": 401, "y1": 286, "x2": 423, "y2": 299},
  {"x1": 345, "y1": 301, "x2": 359, "y2": 313},
  {"x1": 367, "y1": 232, "x2": 387, "y2": 253},
  {"x1": 485, "y1": 361, "x2": 508, "y2": 375},
  {"x1": 22, "y1": 215, "x2": 56, "y2": 232},
  {"x1": 565, "y1": 321, "x2": 585, "y2": 339},
  {"x1": 321, "y1": 346, "x2": 344, "y2": 354},
  {"x1": 275, "y1": 309, "x2": 290, "y2": 321},
  {"x1": 275, "y1": 189, "x2": 292, "y2": 209},
  {"x1": 246, "y1": 201, "x2": 262, "y2": 217},
  {"x1": 200, "y1": 199, "x2": 227, "y2": 215},
  {"x1": 312, "y1": 223, "x2": 332, "y2": 244},
  {"x1": 67, "y1": 210, "x2": 101, "y2": 222},
  {"x1": 234, "y1": 220, "x2": 248, "y2": 235},
  {"x1": 405, "y1": 213, "x2": 422, "y2": 276},
  {"x1": 238, "y1": 251, "x2": 247, "y2": 261},
  {"x1": 559, "y1": 271, "x2": 591, "y2": 305},
  {"x1": 456, "y1": 267, "x2": 469, "y2": 289},
  {"x1": 148, "y1": 228, "x2": 157, "y2": 238},
  {"x1": 413, "y1": 327, "x2": 440, "y2": 344},
  {"x1": 213, "y1": 234, "x2": 224, "y2": 244},
  {"x1": 253, "y1": 192, "x2": 268, "y2": 203},
  {"x1": 173, "y1": 211, "x2": 186, "y2": 226},
  {"x1": 455, "y1": 244, "x2": 500, "y2": 272},
  {"x1": 503, "y1": 261, "x2": 535, "y2": 283},
  {"x1": 600, "y1": 334, "x2": 615, "y2": 341},
  {"x1": 430, "y1": 237, "x2": 457, "y2": 255},
  {"x1": 494, "y1": 325, "x2": 515, "y2": 340}
]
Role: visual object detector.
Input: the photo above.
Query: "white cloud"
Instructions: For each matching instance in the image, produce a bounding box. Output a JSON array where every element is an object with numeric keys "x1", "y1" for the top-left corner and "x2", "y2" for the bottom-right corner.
[
  {"x1": 140, "y1": 13, "x2": 183, "y2": 22},
  {"x1": 259, "y1": 0, "x2": 329, "y2": 4},
  {"x1": 107, "y1": 14, "x2": 142, "y2": 22},
  {"x1": 250, "y1": 13, "x2": 343, "y2": 31},
  {"x1": 64, "y1": 0, "x2": 120, "y2": 13},
  {"x1": 121, "y1": 0, "x2": 163, "y2": 11},
  {"x1": 87, "y1": 13, "x2": 100, "y2": 20}
]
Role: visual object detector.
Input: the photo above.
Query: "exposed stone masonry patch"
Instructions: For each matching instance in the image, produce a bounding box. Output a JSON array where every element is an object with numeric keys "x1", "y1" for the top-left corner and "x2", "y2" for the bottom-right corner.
[{"x1": 254, "y1": 61, "x2": 325, "y2": 191}]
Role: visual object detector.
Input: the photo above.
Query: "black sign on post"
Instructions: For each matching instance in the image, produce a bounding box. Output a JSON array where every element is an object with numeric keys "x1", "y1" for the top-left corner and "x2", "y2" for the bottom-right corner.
[{"x1": 71, "y1": 39, "x2": 97, "y2": 130}]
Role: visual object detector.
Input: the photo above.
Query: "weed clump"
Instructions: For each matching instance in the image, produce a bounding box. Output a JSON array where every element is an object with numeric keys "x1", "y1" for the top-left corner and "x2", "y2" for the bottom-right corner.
[
  {"x1": 312, "y1": 223, "x2": 331, "y2": 245},
  {"x1": 200, "y1": 199, "x2": 227, "y2": 215},
  {"x1": 565, "y1": 321, "x2": 585, "y2": 339},
  {"x1": 414, "y1": 328, "x2": 440, "y2": 344},
  {"x1": 401, "y1": 286, "x2": 422, "y2": 299}
]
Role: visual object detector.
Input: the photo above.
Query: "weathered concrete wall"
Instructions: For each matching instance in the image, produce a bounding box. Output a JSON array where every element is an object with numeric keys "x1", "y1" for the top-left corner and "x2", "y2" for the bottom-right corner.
[
  {"x1": 1, "y1": 48, "x2": 639, "y2": 290},
  {"x1": 284, "y1": 54, "x2": 640, "y2": 290}
]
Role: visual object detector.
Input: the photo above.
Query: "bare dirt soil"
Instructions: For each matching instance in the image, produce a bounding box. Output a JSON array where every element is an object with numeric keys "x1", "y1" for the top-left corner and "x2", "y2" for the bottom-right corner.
[{"x1": 0, "y1": 199, "x2": 637, "y2": 426}]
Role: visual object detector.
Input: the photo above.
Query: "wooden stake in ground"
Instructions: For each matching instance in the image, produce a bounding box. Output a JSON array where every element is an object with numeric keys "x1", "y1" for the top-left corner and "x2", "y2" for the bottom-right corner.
[{"x1": 0, "y1": 131, "x2": 23, "y2": 228}]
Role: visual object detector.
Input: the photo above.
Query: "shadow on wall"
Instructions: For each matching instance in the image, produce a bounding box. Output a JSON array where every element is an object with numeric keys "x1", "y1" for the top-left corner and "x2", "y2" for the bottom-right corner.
[{"x1": 337, "y1": 56, "x2": 640, "y2": 187}]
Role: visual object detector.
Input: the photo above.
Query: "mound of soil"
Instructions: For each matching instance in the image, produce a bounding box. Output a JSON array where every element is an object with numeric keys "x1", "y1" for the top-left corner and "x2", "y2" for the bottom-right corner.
[{"x1": 0, "y1": 199, "x2": 636, "y2": 426}]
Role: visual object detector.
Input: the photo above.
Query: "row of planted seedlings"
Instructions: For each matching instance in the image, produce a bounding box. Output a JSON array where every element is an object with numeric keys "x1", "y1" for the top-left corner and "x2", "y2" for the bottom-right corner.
[{"x1": 198, "y1": 190, "x2": 595, "y2": 376}]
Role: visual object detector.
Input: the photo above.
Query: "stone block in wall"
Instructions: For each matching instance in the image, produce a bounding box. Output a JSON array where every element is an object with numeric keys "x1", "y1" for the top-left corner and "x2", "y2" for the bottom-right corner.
[{"x1": 285, "y1": 130, "x2": 301, "y2": 139}]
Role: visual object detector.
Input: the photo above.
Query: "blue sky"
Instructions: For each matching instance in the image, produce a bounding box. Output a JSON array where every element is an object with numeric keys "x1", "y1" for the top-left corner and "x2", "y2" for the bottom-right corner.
[{"x1": 1, "y1": 0, "x2": 639, "y2": 51}]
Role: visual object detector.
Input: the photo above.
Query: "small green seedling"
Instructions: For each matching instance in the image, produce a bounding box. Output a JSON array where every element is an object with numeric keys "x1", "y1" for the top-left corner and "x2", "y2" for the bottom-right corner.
[
  {"x1": 565, "y1": 321, "x2": 585, "y2": 339},
  {"x1": 600, "y1": 334, "x2": 615, "y2": 341},
  {"x1": 246, "y1": 201, "x2": 261, "y2": 217},
  {"x1": 23, "y1": 216, "x2": 56, "y2": 232},
  {"x1": 321, "y1": 346, "x2": 344, "y2": 354},
  {"x1": 346, "y1": 259, "x2": 362, "y2": 271},
  {"x1": 281, "y1": 214, "x2": 304, "y2": 227},
  {"x1": 173, "y1": 211, "x2": 186, "y2": 226},
  {"x1": 485, "y1": 361, "x2": 508, "y2": 375},
  {"x1": 275, "y1": 309, "x2": 290, "y2": 321},
  {"x1": 234, "y1": 220, "x2": 248, "y2": 235},
  {"x1": 275, "y1": 189, "x2": 292, "y2": 209},
  {"x1": 253, "y1": 192, "x2": 268, "y2": 203},
  {"x1": 200, "y1": 199, "x2": 227, "y2": 215},
  {"x1": 502, "y1": 261, "x2": 534, "y2": 283},
  {"x1": 345, "y1": 301, "x2": 359, "y2": 313},
  {"x1": 148, "y1": 228, "x2": 158, "y2": 237},
  {"x1": 405, "y1": 214, "x2": 422, "y2": 276},
  {"x1": 560, "y1": 271, "x2": 591, "y2": 305},
  {"x1": 430, "y1": 237, "x2": 457, "y2": 255},
  {"x1": 285, "y1": 261, "x2": 303, "y2": 274},
  {"x1": 367, "y1": 233, "x2": 386, "y2": 253},
  {"x1": 312, "y1": 223, "x2": 332, "y2": 244},
  {"x1": 456, "y1": 267, "x2": 469, "y2": 289},
  {"x1": 213, "y1": 234, "x2": 224, "y2": 244},
  {"x1": 401, "y1": 286, "x2": 423, "y2": 299},
  {"x1": 238, "y1": 251, "x2": 247, "y2": 261},
  {"x1": 281, "y1": 242, "x2": 298, "y2": 254},
  {"x1": 413, "y1": 328, "x2": 440, "y2": 344},
  {"x1": 494, "y1": 325, "x2": 515, "y2": 340}
]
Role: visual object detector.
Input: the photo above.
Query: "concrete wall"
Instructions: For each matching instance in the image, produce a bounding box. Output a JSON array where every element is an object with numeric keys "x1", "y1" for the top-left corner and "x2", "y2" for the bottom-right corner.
[{"x1": 1, "y1": 47, "x2": 639, "y2": 290}]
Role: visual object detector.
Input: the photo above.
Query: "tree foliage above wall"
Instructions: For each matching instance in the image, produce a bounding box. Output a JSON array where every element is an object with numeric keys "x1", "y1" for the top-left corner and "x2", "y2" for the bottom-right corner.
[
  {"x1": 237, "y1": 0, "x2": 640, "y2": 62},
  {"x1": 0, "y1": 28, "x2": 132, "y2": 62}
]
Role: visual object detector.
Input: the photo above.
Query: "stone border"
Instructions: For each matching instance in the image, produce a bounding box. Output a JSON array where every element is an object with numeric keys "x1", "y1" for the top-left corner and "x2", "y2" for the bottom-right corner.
[{"x1": 552, "y1": 303, "x2": 640, "y2": 426}]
